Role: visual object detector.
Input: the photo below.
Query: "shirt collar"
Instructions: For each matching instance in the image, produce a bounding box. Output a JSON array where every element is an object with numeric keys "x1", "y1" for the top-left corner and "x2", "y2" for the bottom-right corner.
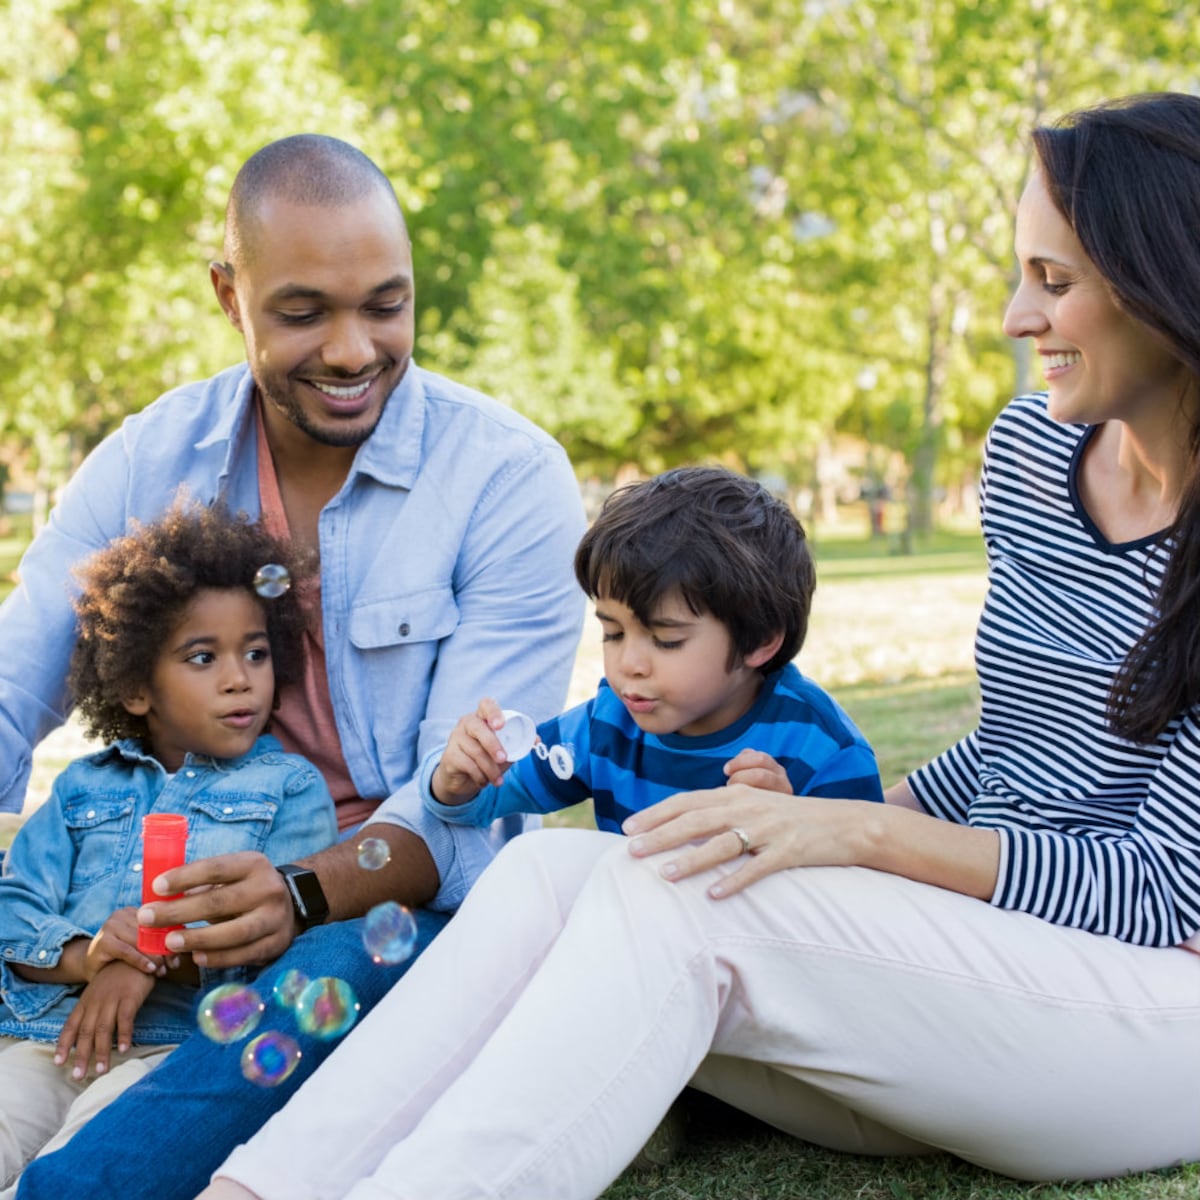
[{"x1": 192, "y1": 362, "x2": 426, "y2": 494}]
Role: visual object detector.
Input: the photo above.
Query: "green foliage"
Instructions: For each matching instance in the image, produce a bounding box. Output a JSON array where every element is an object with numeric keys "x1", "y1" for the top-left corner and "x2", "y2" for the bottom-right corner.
[{"x1": 3, "y1": 0, "x2": 1200, "y2": 495}]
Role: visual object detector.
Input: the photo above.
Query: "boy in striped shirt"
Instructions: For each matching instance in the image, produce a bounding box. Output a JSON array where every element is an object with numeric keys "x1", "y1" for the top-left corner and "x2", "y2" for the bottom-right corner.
[{"x1": 422, "y1": 466, "x2": 882, "y2": 833}]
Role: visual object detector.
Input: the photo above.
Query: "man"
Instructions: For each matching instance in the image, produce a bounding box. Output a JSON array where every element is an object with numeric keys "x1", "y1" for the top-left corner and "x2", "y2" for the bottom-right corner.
[{"x1": 6, "y1": 135, "x2": 585, "y2": 1199}]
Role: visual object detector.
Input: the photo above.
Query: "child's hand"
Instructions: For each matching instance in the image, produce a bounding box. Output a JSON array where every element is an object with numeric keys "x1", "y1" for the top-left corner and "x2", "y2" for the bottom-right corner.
[
  {"x1": 85, "y1": 906, "x2": 171, "y2": 980},
  {"x1": 723, "y1": 749, "x2": 793, "y2": 795},
  {"x1": 55, "y1": 961, "x2": 156, "y2": 1080},
  {"x1": 431, "y1": 697, "x2": 516, "y2": 805}
]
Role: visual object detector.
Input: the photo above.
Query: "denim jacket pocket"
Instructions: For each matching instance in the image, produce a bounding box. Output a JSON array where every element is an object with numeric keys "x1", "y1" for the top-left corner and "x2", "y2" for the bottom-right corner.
[
  {"x1": 187, "y1": 794, "x2": 279, "y2": 860},
  {"x1": 348, "y1": 586, "x2": 460, "y2": 650},
  {"x1": 62, "y1": 793, "x2": 137, "y2": 889}
]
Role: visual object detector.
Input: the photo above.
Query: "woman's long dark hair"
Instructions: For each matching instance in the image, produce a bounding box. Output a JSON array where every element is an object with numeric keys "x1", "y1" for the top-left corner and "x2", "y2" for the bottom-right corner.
[{"x1": 1034, "y1": 93, "x2": 1200, "y2": 741}]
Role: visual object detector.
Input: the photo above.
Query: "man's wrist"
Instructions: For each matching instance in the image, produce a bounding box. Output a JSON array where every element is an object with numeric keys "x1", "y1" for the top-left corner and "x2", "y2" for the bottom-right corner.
[{"x1": 276, "y1": 864, "x2": 330, "y2": 930}]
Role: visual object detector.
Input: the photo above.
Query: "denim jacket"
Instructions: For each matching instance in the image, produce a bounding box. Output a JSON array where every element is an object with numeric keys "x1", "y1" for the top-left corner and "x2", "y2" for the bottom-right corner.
[
  {"x1": 0, "y1": 362, "x2": 586, "y2": 911},
  {"x1": 0, "y1": 734, "x2": 336, "y2": 1044}
]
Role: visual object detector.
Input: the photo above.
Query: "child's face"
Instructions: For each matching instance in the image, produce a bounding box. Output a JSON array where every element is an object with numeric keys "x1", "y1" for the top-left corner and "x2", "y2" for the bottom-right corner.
[
  {"x1": 122, "y1": 588, "x2": 276, "y2": 772},
  {"x1": 595, "y1": 591, "x2": 772, "y2": 737}
]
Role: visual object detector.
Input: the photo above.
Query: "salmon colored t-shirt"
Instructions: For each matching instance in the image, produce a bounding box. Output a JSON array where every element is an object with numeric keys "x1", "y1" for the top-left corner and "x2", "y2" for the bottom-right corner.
[{"x1": 255, "y1": 404, "x2": 377, "y2": 831}]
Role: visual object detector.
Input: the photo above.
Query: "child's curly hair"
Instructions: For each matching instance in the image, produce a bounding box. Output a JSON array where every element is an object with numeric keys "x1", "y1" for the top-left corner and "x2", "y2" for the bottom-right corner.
[{"x1": 68, "y1": 499, "x2": 312, "y2": 745}]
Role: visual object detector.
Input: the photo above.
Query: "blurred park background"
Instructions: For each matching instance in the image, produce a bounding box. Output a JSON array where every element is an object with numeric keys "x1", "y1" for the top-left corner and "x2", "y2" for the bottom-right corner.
[
  {"x1": 3, "y1": 0, "x2": 1199, "y2": 536},
  {"x1": 3, "y1": 2, "x2": 1200, "y2": 1196}
]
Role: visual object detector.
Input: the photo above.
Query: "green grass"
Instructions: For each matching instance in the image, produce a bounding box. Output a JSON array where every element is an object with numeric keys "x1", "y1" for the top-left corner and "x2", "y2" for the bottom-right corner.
[{"x1": 601, "y1": 1094, "x2": 1199, "y2": 1199}]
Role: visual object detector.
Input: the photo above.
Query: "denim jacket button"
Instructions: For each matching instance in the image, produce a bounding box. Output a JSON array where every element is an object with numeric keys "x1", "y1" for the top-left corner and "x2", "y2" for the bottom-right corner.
[
  {"x1": 398, "y1": 622, "x2": 411, "y2": 637},
  {"x1": 133, "y1": 863, "x2": 143, "y2": 872},
  {"x1": 37, "y1": 949, "x2": 47, "y2": 960},
  {"x1": 86, "y1": 809, "x2": 96, "y2": 819},
  {"x1": 223, "y1": 806, "x2": 233, "y2": 814},
  {"x1": 185, "y1": 770, "x2": 196, "y2": 779},
  {"x1": 2, "y1": 948, "x2": 13, "y2": 957}
]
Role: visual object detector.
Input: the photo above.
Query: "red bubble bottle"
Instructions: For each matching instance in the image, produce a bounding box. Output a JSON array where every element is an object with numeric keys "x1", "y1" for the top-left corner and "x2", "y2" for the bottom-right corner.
[{"x1": 137, "y1": 814, "x2": 188, "y2": 954}]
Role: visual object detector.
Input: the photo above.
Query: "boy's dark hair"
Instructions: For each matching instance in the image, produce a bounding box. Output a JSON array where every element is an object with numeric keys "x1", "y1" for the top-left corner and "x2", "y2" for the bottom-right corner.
[
  {"x1": 68, "y1": 499, "x2": 312, "y2": 745},
  {"x1": 574, "y1": 466, "x2": 814, "y2": 675}
]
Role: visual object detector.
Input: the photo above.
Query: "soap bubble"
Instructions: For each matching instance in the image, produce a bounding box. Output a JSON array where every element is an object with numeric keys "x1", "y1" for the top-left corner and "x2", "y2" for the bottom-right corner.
[
  {"x1": 533, "y1": 740, "x2": 575, "y2": 781},
  {"x1": 271, "y1": 968, "x2": 310, "y2": 1011},
  {"x1": 362, "y1": 901, "x2": 418, "y2": 965},
  {"x1": 197, "y1": 984, "x2": 265, "y2": 1044},
  {"x1": 295, "y1": 976, "x2": 360, "y2": 1040},
  {"x1": 253, "y1": 563, "x2": 291, "y2": 599},
  {"x1": 548, "y1": 743, "x2": 576, "y2": 781},
  {"x1": 241, "y1": 1031, "x2": 302, "y2": 1087},
  {"x1": 356, "y1": 837, "x2": 391, "y2": 871}
]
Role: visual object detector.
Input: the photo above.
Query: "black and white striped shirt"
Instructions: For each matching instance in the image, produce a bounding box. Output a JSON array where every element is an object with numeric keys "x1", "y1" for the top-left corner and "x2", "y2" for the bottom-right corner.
[{"x1": 909, "y1": 393, "x2": 1200, "y2": 947}]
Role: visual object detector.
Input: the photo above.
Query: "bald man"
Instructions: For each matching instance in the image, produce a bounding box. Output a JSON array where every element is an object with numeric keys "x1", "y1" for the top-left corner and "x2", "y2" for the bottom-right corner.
[{"x1": 5, "y1": 135, "x2": 585, "y2": 1200}]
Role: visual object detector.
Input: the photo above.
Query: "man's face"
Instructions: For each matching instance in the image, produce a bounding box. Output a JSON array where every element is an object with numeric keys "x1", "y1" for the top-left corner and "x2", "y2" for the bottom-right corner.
[{"x1": 213, "y1": 188, "x2": 415, "y2": 449}]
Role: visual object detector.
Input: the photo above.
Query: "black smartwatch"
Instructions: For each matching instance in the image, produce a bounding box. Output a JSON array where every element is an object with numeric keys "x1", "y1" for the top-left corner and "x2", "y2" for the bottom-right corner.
[{"x1": 276, "y1": 864, "x2": 330, "y2": 930}]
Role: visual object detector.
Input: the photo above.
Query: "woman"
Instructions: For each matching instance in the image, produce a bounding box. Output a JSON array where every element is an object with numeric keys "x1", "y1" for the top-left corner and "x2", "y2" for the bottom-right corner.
[{"x1": 202, "y1": 92, "x2": 1200, "y2": 1200}]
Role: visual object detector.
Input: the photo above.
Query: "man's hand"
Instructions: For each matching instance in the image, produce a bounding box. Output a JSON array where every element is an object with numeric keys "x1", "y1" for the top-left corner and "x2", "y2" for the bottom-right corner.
[
  {"x1": 138, "y1": 851, "x2": 296, "y2": 970},
  {"x1": 55, "y1": 961, "x2": 156, "y2": 1079}
]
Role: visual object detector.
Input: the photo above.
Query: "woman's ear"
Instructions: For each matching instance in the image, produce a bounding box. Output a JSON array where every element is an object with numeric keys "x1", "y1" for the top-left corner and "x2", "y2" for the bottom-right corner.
[
  {"x1": 743, "y1": 631, "x2": 785, "y2": 670},
  {"x1": 122, "y1": 691, "x2": 151, "y2": 716}
]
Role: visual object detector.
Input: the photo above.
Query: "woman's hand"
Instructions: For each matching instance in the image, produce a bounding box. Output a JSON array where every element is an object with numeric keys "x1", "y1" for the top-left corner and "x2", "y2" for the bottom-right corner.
[
  {"x1": 622, "y1": 785, "x2": 876, "y2": 898},
  {"x1": 622, "y1": 785, "x2": 1002, "y2": 902}
]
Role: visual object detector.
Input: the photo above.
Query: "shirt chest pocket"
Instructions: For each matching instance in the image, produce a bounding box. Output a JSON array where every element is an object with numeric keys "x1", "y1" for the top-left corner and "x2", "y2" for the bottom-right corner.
[
  {"x1": 64, "y1": 794, "x2": 137, "y2": 890},
  {"x1": 187, "y1": 795, "x2": 278, "y2": 861},
  {"x1": 348, "y1": 586, "x2": 460, "y2": 652}
]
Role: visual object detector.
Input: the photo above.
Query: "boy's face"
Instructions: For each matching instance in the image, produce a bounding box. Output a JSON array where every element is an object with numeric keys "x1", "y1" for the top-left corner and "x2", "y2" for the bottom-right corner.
[
  {"x1": 123, "y1": 588, "x2": 275, "y2": 772},
  {"x1": 595, "y1": 591, "x2": 774, "y2": 737}
]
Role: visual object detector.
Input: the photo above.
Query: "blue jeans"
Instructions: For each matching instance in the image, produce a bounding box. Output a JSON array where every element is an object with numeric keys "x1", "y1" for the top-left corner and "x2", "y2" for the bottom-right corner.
[{"x1": 16, "y1": 911, "x2": 449, "y2": 1200}]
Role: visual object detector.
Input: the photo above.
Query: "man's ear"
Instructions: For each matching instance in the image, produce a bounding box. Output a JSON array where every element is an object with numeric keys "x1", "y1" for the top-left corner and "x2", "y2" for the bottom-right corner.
[
  {"x1": 743, "y1": 631, "x2": 785, "y2": 670},
  {"x1": 210, "y1": 261, "x2": 242, "y2": 331},
  {"x1": 122, "y1": 691, "x2": 151, "y2": 716}
]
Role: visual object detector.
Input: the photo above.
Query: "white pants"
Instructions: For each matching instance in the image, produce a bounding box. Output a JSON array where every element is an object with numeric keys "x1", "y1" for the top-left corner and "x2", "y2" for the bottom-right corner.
[
  {"x1": 218, "y1": 828, "x2": 1200, "y2": 1200},
  {"x1": 0, "y1": 1036, "x2": 172, "y2": 1193}
]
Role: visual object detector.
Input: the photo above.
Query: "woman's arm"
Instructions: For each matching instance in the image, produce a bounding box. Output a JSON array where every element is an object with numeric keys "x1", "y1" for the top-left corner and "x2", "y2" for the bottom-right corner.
[{"x1": 623, "y1": 787, "x2": 1000, "y2": 901}]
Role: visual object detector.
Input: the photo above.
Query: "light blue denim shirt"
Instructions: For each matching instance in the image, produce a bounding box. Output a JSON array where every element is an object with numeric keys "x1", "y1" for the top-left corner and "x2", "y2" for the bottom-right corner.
[
  {"x1": 0, "y1": 734, "x2": 337, "y2": 1044},
  {"x1": 0, "y1": 362, "x2": 585, "y2": 910}
]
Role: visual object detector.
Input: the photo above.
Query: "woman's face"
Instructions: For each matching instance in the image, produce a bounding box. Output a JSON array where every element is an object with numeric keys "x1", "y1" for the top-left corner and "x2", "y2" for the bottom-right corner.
[{"x1": 1003, "y1": 169, "x2": 1192, "y2": 429}]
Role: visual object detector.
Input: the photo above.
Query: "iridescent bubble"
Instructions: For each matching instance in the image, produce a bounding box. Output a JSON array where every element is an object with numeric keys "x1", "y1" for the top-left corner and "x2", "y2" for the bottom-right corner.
[
  {"x1": 356, "y1": 836, "x2": 391, "y2": 871},
  {"x1": 240, "y1": 1031, "x2": 302, "y2": 1087},
  {"x1": 548, "y1": 743, "x2": 576, "y2": 781},
  {"x1": 295, "y1": 976, "x2": 360, "y2": 1040},
  {"x1": 197, "y1": 984, "x2": 265, "y2": 1044},
  {"x1": 253, "y1": 563, "x2": 292, "y2": 599},
  {"x1": 271, "y1": 968, "x2": 310, "y2": 1011},
  {"x1": 362, "y1": 901, "x2": 418, "y2": 965}
]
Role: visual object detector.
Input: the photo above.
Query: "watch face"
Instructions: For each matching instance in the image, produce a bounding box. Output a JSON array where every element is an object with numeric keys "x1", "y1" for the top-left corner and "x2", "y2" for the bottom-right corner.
[{"x1": 281, "y1": 867, "x2": 328, "y2": 925}]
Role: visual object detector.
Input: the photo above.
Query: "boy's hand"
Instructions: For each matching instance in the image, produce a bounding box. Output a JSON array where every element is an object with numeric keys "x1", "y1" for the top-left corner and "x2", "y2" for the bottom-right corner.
[
  {"x1": 55, "y1": 961, "x2": 156, "y2": 1080},
  {"x1": 430, "y1": 697, "x2": 515, "y2": 805},
  {"x1": 723, "y1": 749, "x2": 793, "y2": 795},
  {"x1": 85, "y1": 906, "x2": 171, "y2": 980}
]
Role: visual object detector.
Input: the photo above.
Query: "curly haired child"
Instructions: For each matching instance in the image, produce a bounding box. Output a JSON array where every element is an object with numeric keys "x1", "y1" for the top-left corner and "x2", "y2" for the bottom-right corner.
[{"x1": 0, "y1": 499, "x2": 336, "y2": 1189}]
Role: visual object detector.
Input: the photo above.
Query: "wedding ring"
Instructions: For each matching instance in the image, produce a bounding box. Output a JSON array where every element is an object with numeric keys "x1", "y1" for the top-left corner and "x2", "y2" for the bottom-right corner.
[{"x1": 730, "y1": 826, "x2": 752, "y2": 856}]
